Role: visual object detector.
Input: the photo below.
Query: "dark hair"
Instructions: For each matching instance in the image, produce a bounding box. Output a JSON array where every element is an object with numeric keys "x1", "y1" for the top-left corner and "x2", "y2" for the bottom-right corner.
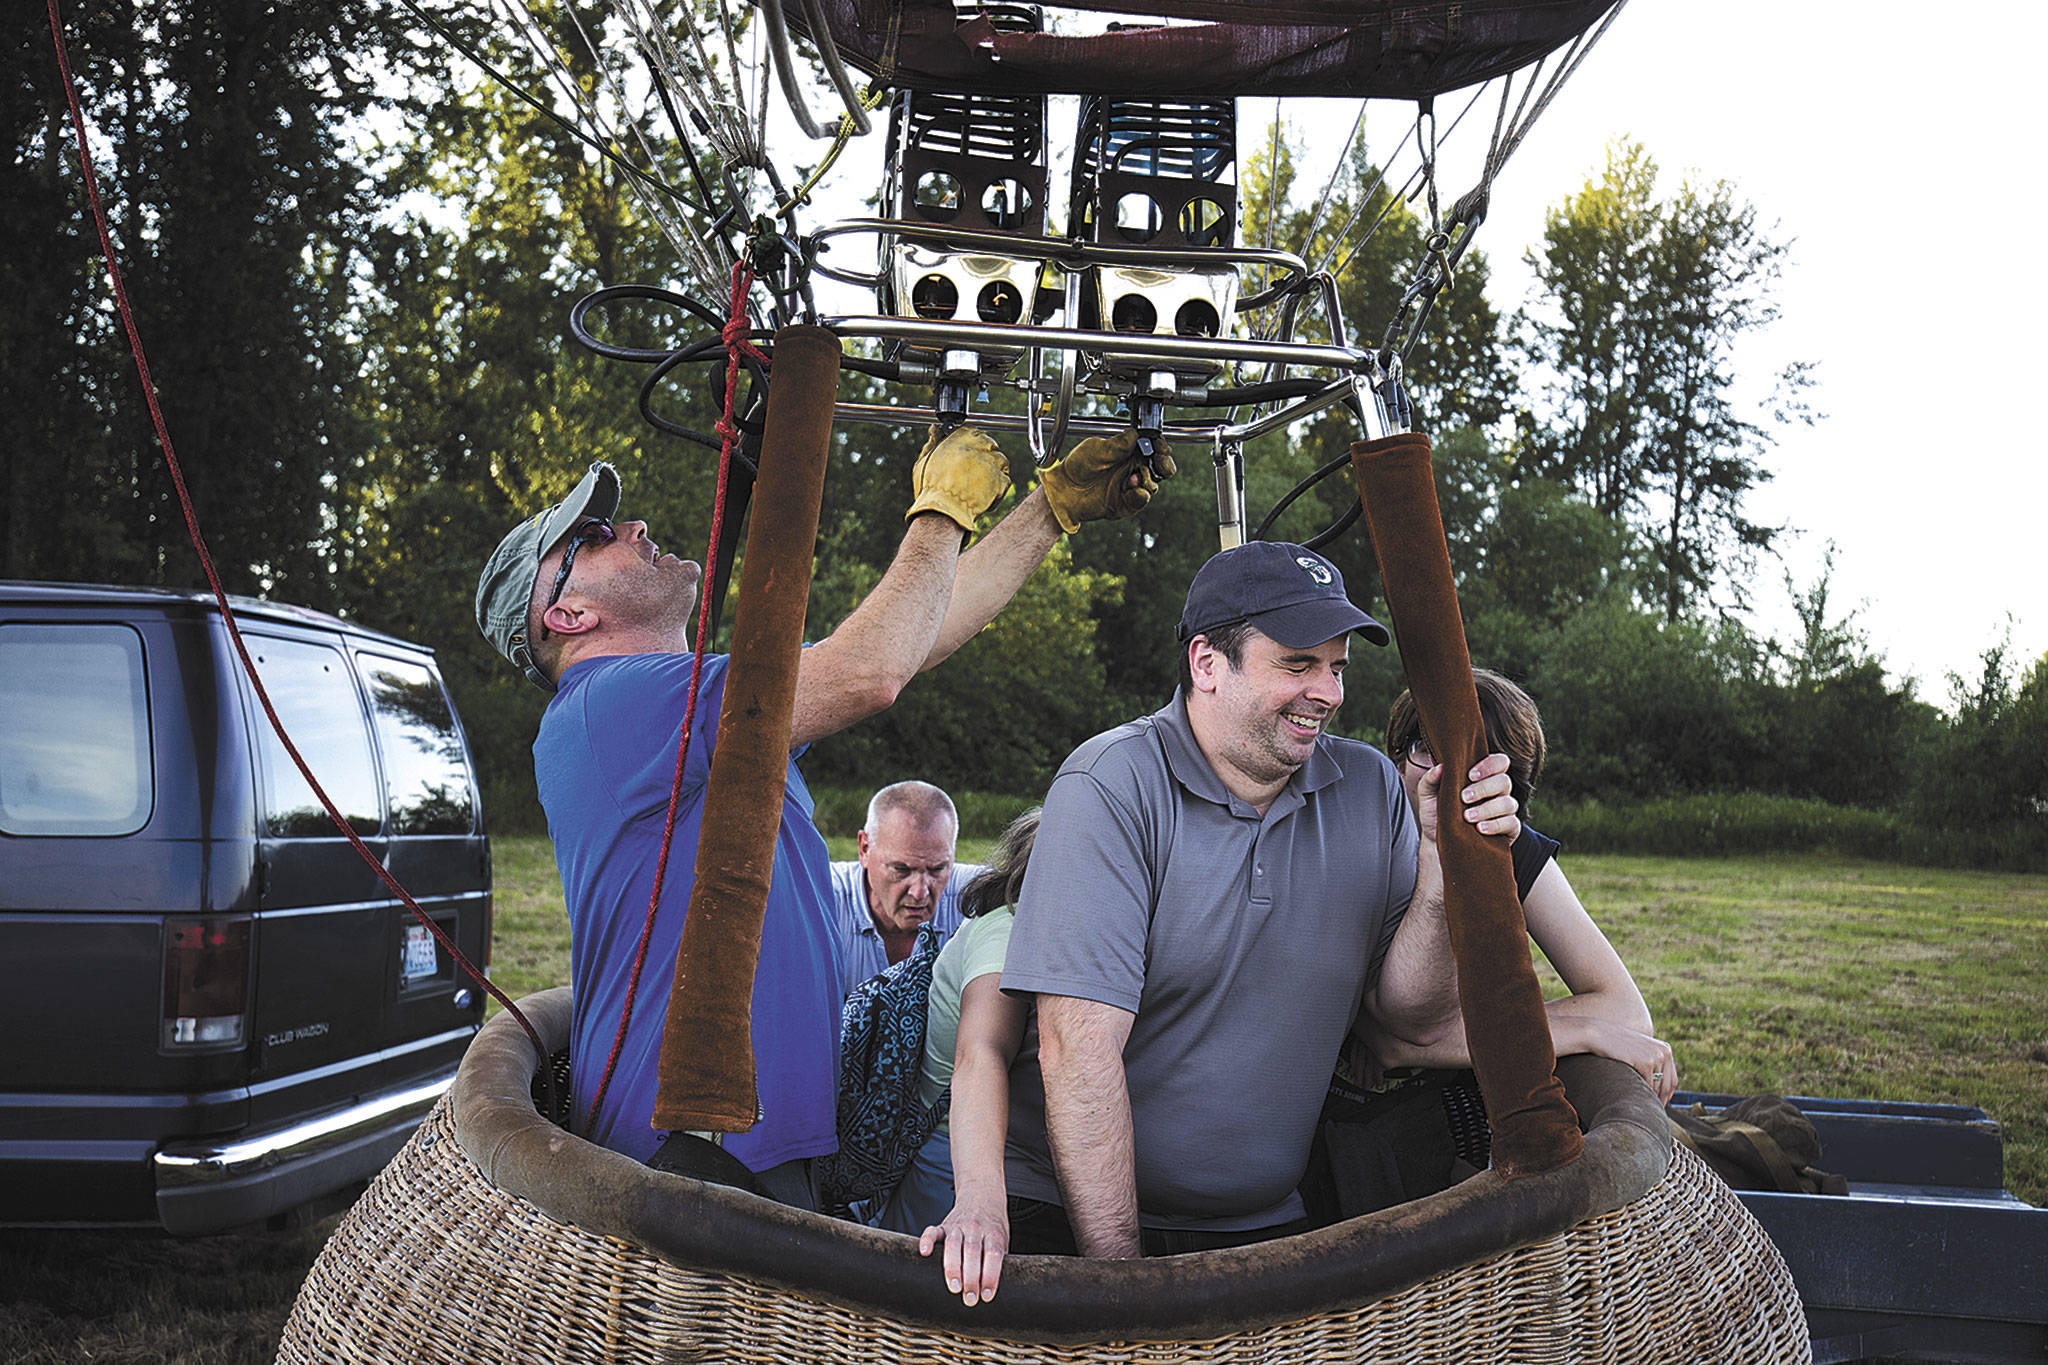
[
  {"x1": 1175, "y1": 617, "x2": 1256, "y2": 696},
  {"x1": 958, "y1": 807, "x2": 1041, "y2": 919},
  {"x1": 1384, "y1": 667, "x2": 1546, "y2": 812}
]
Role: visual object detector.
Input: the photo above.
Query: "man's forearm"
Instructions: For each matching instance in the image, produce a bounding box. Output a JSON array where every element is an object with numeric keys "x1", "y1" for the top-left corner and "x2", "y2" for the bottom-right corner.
[
  {"x1": 789, "y1": 516, "x2": 961, "y2": 746},
  {"x1": 1038, "y1": 994, "x2": 1141, "y2": 1258},
  {"x1": 921, "y1": 487, "x2": 1062, "y2": 670}
]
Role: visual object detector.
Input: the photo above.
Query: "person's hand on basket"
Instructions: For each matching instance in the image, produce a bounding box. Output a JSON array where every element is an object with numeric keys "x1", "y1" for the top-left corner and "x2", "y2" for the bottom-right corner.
[{"x1": 920, "y1": 1186, "x2": 1010, "y2": 1307}]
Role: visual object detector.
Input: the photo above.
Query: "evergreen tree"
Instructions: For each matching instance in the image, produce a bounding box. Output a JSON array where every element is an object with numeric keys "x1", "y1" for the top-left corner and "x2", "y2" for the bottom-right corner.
[
  {"x1": 4, "y1": 1, "x2": 416, "y2": 601},
  {"x1": 1518, "y1": 139, "x2": 1809, "y2": 621}
]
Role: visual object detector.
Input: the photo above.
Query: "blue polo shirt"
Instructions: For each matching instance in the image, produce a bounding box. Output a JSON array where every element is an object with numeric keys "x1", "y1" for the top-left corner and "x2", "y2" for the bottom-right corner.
[{"x1": 536, "y1": 651, "x2": 839, "y2": 1171}]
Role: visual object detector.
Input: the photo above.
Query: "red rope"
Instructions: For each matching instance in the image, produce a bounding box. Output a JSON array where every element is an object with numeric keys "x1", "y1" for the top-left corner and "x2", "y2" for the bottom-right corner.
[
  {"x1": 41, "y1": 0, "x2": 555, "y2": 1084},
  {"x1": 583, "y1": 258, "x2": 763, "y2": 1133}
]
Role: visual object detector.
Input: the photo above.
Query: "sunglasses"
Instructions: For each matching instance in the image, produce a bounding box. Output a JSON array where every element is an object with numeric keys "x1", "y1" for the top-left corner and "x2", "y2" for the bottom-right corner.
[{"x1": 537, "y1": 518, "x2": 616, "y2": 641}]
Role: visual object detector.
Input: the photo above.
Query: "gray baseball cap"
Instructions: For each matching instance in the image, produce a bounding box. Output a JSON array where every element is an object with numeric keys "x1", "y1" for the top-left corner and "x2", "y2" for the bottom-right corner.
[
  {"x1": 475, "y1": 461, "x2": 621, "y2": 691},
  {"x1": 1176, "y1": 540, "x2": 1390, "y2": 648}
]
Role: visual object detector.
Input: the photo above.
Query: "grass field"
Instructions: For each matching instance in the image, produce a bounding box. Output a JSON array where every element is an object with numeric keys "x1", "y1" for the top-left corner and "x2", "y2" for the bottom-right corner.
[{"x1": 3, "y1": 845, "x2": 2042, "y2": 1363}]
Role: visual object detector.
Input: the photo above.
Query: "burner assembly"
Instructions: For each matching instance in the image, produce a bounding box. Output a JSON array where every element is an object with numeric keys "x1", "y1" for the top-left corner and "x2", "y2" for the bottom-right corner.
[{"x1": 879, "y1": 6, "x2": 1051, "y2": 422}]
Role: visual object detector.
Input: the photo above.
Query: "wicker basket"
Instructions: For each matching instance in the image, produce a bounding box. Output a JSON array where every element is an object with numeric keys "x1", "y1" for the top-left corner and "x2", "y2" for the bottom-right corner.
[{"x1": 281, "y1": 990, "x2": 1809, "y2": 1363}]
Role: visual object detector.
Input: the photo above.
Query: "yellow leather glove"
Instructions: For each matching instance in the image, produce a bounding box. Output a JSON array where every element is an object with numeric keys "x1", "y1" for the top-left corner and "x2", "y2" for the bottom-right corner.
[
  {"x1": 1040, "y1": 429, "x2": 1177, "y2": 533},
  {"x1": 906, "y1": 426, "x2": 1011, "y2": 532}
]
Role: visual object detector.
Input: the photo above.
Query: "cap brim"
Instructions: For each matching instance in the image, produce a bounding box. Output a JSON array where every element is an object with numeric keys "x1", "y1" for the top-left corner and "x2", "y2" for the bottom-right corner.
[
  {"x1": 1252, "y1": 598, "x2": 1391, "y2": 649},
  {"x1": 537, "y1": 463, "x2": 622, "y2": 560}
]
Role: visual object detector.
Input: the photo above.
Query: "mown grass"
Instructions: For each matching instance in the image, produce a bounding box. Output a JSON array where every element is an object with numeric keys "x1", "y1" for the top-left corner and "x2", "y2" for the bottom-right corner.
[
  {"x1": 3, "y1": 845, "x2": 2042, "y2": 1363},
  {"x1": 0, "y1": 1218, "x2": 337, "y2": 1364},
  {"x1": 1546, "y1": 854, "x2": 2048, "y2": 1203}
]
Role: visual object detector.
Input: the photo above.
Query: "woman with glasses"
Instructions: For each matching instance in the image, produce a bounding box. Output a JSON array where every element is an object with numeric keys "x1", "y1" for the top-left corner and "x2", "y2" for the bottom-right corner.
[{"x1": 1377, "y1": 669, "x2": 1677, "y2": 1102}]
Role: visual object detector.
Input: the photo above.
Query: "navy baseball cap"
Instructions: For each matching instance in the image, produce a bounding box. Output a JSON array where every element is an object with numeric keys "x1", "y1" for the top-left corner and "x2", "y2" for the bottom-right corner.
[{"x1": 1176, "y1": 540, "x2": 1390, "y2": 648}]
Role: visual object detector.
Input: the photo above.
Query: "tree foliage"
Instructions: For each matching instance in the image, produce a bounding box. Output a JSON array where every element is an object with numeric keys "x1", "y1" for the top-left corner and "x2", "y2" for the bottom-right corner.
[
  {"x1": 4, "y1": 0, "x2": 416, "y2": 600},
  {"x1": 1518, "y1": 139, "x2": 1810, "y2": 621},
  {"x1": 1908, "y1": 640, "x2": 2048, "y2": 856}
]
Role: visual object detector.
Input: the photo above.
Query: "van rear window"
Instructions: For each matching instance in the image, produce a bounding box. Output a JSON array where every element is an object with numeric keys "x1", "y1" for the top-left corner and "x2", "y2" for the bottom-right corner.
[
  {"x1": 0, "y1": 623, "x2": 154, "y2": 836},
  {"x1": 248, "y1": 636, "x2": 381, "y2": 837},
  {"x1": 358, "y1": 653, "x2": 475, "y2": 834}
]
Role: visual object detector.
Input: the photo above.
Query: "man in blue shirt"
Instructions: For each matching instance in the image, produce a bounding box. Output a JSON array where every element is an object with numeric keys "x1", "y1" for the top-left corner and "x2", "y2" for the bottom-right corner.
[
  {"x1": 830, "y1": 780, "x2": 987, "y2": 995},
  {"x1": 475, "y1": 426, "x2": 1168, "y2": 1209}
]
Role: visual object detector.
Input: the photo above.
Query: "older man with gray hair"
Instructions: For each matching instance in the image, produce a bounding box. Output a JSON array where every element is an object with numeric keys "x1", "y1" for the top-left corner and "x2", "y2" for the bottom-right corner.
[{"x1": 830, "y1": 780, "x2": 987, "y2": 995}]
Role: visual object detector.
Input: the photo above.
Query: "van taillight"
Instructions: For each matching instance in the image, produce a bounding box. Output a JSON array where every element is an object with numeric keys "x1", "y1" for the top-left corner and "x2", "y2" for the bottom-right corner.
[{"x1": 162, "y1": 917, "x2": 251, "y2": 1049}]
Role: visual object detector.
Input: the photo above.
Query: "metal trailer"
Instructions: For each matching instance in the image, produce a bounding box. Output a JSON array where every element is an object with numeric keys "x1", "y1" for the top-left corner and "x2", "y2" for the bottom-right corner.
[{"x1": 1677, "y1": 1092, "x2": 2048, "y2": 1364}]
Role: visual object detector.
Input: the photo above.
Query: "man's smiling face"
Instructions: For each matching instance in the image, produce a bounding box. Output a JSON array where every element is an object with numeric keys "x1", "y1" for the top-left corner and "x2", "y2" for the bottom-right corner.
[{"x1": 1199, "y1": 628, "x2": 1347, "y2": 795}]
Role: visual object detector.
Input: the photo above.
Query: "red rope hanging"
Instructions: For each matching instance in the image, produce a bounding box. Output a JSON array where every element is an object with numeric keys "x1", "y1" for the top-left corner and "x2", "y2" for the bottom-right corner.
[
  {"x1": 583, "y1": 258, "x2": 764, "y2": 1132},
  {"x1": 39, "y1": 0, "x2": 553, "y2": 1075}
]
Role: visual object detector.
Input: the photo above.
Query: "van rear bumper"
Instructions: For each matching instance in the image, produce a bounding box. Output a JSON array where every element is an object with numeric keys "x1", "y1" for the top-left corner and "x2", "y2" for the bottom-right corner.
[{"x1": 152, "y1": 1071, "x2": 452, "y2": 1235}]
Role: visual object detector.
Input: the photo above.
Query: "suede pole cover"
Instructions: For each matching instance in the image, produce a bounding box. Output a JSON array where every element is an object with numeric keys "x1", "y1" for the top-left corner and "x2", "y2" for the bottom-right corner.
[
  {"x1": 653, "y1": 326, "x2": 838, "y2": 1132},
  {"x1": 1350, "y1": 432, "x2": 1582, "y2": 1175}
]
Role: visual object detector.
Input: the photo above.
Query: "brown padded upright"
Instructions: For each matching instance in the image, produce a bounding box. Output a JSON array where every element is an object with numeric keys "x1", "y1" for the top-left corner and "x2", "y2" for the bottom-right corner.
[
  {"x1": 1350, "y1": 432, "x2": 1583, "y2": 1176},
  {"x1": 652, "y1": 325, "x2": 838, "y2": 1133}
]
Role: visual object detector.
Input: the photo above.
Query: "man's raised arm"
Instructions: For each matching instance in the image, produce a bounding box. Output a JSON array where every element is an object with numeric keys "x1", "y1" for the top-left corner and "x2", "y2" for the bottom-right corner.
[
  {"x1": 1366, "y1": 752, "x2": 1519, "y2": 1048},
  {"x1": 791, "y1": 429, "x2": 1009, "y2": 746},
  {"x1": 794, "y1": 428, "x2": 1171, "y2": 745}
]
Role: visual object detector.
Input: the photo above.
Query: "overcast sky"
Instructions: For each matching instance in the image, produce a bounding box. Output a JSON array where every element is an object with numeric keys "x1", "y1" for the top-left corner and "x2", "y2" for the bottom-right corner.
[
  {"x1": 777, "y1": 0, "x2": 2043, "y2": 699},
  {"x1": 1408, "y1": 0, "x2": 2048, "y2": 699}
]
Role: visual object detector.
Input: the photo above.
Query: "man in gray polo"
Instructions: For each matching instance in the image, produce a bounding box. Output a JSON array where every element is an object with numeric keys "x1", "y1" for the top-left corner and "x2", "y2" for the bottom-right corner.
[{"x1": 999, "y1": 541, "x2": 1520, "y2": 1257}]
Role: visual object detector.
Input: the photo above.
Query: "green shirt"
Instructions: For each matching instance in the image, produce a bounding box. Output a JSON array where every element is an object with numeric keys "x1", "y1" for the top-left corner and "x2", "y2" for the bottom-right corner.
[{"x1": 918, "y1": 905, "x2": 1016, "y2": 1124}]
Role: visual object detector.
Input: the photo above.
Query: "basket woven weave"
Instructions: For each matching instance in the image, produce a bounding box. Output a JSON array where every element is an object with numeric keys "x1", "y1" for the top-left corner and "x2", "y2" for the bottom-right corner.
[{"x1": 281, "y1": 993, "x2": 1809, "y2": 1364}]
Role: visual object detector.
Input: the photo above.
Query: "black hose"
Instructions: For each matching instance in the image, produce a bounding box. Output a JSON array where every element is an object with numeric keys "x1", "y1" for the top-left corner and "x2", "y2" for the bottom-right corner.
[
  {"x1": 570, "y1": 286, "x2": 725, "y2": 363},
  {"x1": 1253, "y1": 447, "x2": 1363, "y2": 549}
]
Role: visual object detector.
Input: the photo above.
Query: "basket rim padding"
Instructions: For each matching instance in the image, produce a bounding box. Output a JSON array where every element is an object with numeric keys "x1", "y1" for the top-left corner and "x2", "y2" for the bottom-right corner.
[{"x1": 453, "y1": 988, "x2": 1673, "y2": 1345}]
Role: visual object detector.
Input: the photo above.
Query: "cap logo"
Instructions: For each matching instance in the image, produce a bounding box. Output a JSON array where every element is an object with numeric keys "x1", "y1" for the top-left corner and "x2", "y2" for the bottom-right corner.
[{"x1": 1296, "y1": 555, "x2": 1333, "y2": 586}]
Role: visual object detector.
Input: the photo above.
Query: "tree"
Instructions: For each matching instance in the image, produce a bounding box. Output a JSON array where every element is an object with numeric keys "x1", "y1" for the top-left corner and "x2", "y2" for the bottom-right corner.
[
  {"x1": 4, "y1": 1, "x2": 416, "y2": 601},
  {"x1": 1530, "y1": 594, "x2": 1761, "y2": 798},
  {"x1": 335, "y1": 33, "x2": 732, "y2": 825},
  {"x1": 1518, "y1": 139, "x2": 1809, "y2": 622},
  {"x1": 1461, "y1": 475, "x2": 1641, "y2": 680},
  {"x1": 1909, "y1": 637, "x2": 2048, "y2": 859}
]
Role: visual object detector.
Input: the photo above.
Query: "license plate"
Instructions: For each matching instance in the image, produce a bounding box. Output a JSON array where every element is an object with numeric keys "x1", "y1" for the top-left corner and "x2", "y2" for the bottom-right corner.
[{"x1": 401, "y1": 922, "x2": 439, "y2": 985}]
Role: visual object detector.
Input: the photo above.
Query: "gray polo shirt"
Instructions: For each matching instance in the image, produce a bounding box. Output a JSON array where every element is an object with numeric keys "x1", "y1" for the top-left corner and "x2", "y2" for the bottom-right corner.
[{"x1": 1002, "y1": 692, "x2": 1417, "y2": 1230}]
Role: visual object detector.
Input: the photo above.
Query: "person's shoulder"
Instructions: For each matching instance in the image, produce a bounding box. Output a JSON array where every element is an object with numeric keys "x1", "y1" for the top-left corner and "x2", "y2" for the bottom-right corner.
[
  {"x1": 1312, "y1": 732, "x2": 1405, "y2": 812},
  {"x1": 1058, "y1": 712, "x2": 1168, "y2": 781},
  {"x1": 1324, "y1": 731, "x2": 1398, "y2": 779},
  {"x1": 961, "y1": 902, "x2": 1016, "y2": 946},
  {"x1": 557, "y1": 650, "x2": 727, "y2": 710}
]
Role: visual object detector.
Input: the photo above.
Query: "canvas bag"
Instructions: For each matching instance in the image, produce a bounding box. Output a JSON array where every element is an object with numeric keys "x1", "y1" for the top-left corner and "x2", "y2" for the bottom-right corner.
[
  {"x1": 1667, "y1": 1094, "x2": 1848, "y2": 1196},
  {"x1": 816, "y1": 922, "x2": 949, "y2": 1209}
]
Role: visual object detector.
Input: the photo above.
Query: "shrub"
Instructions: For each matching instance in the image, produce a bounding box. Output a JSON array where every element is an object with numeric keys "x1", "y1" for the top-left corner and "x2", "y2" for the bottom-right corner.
[{"x1": 1541, "y1": 792, "x2": 2048, "y2": 871}]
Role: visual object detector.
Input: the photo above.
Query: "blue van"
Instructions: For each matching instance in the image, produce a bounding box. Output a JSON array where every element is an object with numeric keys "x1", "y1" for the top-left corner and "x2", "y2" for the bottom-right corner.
[{"x1": 0, "y1": 582, "x2": 490, "y2": 1234}]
